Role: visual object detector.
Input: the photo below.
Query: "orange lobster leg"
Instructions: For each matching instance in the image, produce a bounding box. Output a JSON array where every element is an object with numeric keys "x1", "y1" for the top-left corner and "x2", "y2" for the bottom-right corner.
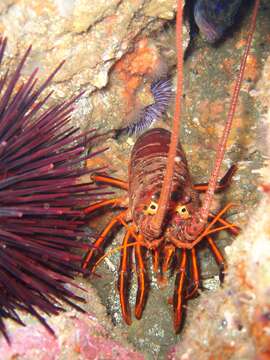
[
  {"x1": 84, "y1": 198, "x2": 124, "y2": 215},
  {"x1": 173, "y1": 249, "x2": 187, "y2": 333},
  {"x1": 134, "y1": 240, "x2": 149, "y2": 320},
  {"x1": 118, "y1": 229, "x2": 134, "y2": 325},
  {"x1": 207, "y1": 236, "x2": 227, "y2": 282},
  {"x1": 162, "y1": 244, "x2": 175, "y2": 274},
  {"x1": 193, "y1": 165, "x2": 237, "y2": 192},
  {"x1": 155, "y1": 244, "x2": 175, "y2": 287},
  {"x1": 152, "y1": 249, "x2": 159, "y2": 273},
  {"x1": 209, "y1": 212, "x2": 240, "y2": 236},
  {"x1": 185, "y1": 248, "x2": 200, "y2": 299},
  {"x1": 82, "y1": 210, "x2": 127, "y2": 271},
  {"x1": 91, "y1": 174, "x2": 128, "y2": 190}
]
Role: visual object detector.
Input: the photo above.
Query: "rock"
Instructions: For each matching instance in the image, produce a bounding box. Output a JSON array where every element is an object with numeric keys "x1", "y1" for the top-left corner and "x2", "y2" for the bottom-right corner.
[
  {"x1": 144, "y1": 0, "x2": 177, "y2": 20},
  {"x1": 168, "y1": 34, "x2": 270, "y2": 360},
  {"x1": 0, "y1": 279, "x2": 145, "y2": 360},
  {"x1": 0, "y1": 0, "x2": 269, "y2": 358},
  {"x1": 0, "y1": 0, "x2": 179, "y2": 131}
]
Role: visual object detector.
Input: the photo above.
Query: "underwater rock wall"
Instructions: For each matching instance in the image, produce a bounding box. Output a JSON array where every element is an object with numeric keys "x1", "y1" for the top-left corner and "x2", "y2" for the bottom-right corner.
[
  {"x1": 169, "y1": 54, "x2": 270, "y2": 360},
  {"x1": 0, "y1": 0, "x2": 270, "y2": 359},
  {"x1": 0, "y1": 0, "x2": 178, "y2": 357},
  {"x1": 0, "y1": 0, "x2": 178, "y2": 132},
  {"x1": 0, "y1": 279, "x2": 145, "y2": 359}
]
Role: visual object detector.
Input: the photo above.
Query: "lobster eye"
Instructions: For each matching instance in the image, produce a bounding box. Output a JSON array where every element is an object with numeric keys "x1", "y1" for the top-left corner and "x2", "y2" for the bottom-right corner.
[
  {"x1": 143, "y1": 201, "x2": 158, "y2": 215},
  {"x1": 176, "y1": 205, "x2": 190, "y2": 219}
]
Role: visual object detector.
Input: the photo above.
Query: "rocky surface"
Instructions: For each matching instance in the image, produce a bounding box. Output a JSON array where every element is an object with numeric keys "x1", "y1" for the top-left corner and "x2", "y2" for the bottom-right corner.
[
  {"x1": 0, "y1": 279, "x2": 145, "y2": 360},
  {"x1": 86, "y1": 3, "x2": 270, "y2": 358},
  {"x1": 0, "y1": 0, "x2": 178, "y2": 132},
  {"x1": 169, "y1": 130, "x2": 270, "y2": 360},
  {"x1": 0, "y1": 0, "x2": 270, "y2": 359},
  {"x1": 168, "y1": 18, "x2": 270, "y2": 360}
]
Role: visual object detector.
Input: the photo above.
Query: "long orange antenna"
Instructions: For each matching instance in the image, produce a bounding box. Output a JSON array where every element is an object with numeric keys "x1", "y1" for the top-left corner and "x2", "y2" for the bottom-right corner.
[
  {"x1": 151, "y1": 0, "x2": 184, "y2": 235},
  {"x1": 200, "y1": 0, "x2": 260, "y2": 223}
]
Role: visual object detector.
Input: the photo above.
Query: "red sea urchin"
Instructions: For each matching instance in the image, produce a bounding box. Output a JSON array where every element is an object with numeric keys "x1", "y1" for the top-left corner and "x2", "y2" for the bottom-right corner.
[{"x1": 0, "y1": 38, "x2": 105, "y2": 342}]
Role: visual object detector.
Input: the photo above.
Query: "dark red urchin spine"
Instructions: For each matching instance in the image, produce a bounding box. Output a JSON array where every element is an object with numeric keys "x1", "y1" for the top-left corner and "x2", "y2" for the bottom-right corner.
[{"x1": 0, "y1": 38, "x2": 106, "y2": 342}]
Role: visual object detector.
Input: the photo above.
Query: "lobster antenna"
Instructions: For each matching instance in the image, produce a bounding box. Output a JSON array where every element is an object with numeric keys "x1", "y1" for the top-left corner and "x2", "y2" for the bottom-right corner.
[
  {"x1": 200, "y1": 0, "x2": 260, "y2": 223},
  {"x1": 152, "y1": 0, "x2": 184, "y2": 235}
]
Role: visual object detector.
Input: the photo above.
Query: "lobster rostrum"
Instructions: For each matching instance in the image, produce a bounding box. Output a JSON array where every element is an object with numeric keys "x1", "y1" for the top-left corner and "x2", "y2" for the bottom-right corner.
[{"x1": 83, "y1": 0, "x2": 260, "y2": 332}]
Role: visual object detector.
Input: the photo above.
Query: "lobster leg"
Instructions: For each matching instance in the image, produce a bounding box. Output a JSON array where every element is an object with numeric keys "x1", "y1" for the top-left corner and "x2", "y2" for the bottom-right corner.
[
  {"x1": 155, "y1": 244, "x2": 175, "y2": 287},
  {"x1": 185, "y1": 248, "x2": 200, "y2": 299},
  {"x1": 152, "y1": 249, "x2": 159, "y2": 273},
  {"x1": 193, "y1": 164, "x2": 237, "y2": 192},
  {"x1": 173, "y1": 249, "x2": 187, "y2": 333},
  {"x1": 206, "y1": 235, "x2": 227, "y2": 283},
  {"x1": 82, "y1": 210, "x2": 127, "y2": 272},
  {"x1": 162, "y1": 244, "x2": 175, "y2": 275},
  {"x1": 118, "y1": 228, "x2": 134, "y2": 325},
  {"x1": 134, "y1": 239, "x2": 150, "y2": 320},
  {"x1": 161, "y1": 244, "x2": 175, "y2": 284},
  {"x1": 185, "y1": 218, "x2": 236, "y2": 298},
  {"x1": 91, "y1": 174, "x2": 128, "y2": 190},
  {"x1": 84, "y1": 198, "x2": 126, "y2": 214},
  {"x1": 209, "y1": 213, "x2": 240, "y2": 236},
  {"x1": 152, "y1": 241, "x2": 174, "y2": 276}
]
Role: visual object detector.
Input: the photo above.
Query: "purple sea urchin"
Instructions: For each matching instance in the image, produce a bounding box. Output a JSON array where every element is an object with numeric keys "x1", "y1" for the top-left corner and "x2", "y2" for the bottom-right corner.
[
  {"x1": 116, "y1": 78, "x2": 172, "y2": 136},
  {"x1": 0, "y1": 38, "x2": 105, "y2": 342}
]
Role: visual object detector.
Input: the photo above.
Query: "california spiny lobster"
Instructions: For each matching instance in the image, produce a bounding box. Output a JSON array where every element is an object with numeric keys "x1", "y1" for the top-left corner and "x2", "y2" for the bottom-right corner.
[{"x1": 82, "y1": 0, "x2": 260, "y2": 332}]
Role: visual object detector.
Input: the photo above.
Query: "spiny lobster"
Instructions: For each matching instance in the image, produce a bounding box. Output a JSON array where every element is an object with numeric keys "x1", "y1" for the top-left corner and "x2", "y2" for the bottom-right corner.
[{"x1": 82, "y1": 0, "x2": 260, "y2": 332}]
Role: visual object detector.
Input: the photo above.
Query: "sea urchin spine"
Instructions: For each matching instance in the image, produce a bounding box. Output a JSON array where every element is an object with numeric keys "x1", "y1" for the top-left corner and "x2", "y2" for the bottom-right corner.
[{"x1": 0, "y1": 38, "x2": 105, "y2": 342}]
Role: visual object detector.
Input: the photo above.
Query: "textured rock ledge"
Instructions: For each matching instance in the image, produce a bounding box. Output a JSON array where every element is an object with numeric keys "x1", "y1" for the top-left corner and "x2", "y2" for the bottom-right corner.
[
  {"x1": 0, "y1": 0, "x2": 178, "y2": 132},
  {"x1": 0, "y1": 0, "x2": 269, "y2": 359},
  {"x1": 168, "y1": 54, "x2": 270, "y2": 360},
  {"x1": 0, "y1": 279, "x2": 145, "y2": 360}
]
